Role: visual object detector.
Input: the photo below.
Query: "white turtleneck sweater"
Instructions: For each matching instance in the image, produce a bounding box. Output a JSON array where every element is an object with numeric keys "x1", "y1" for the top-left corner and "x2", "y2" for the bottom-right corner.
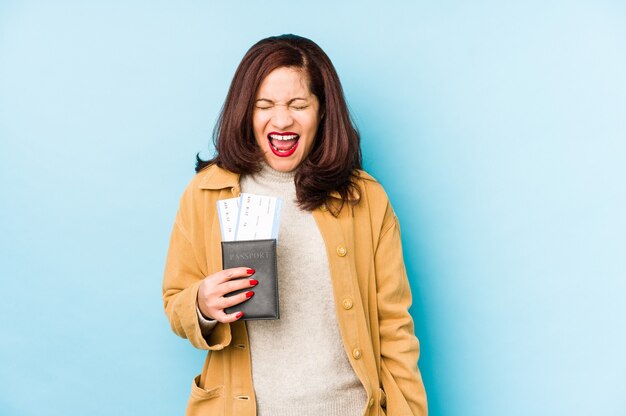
[{"x1": 198, "y1": 163, "x2": 367, "y2": 416}]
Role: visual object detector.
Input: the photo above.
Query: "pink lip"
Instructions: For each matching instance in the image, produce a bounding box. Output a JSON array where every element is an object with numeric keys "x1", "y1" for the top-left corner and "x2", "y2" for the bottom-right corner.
[{"x1": 267, "y1": 131, "x2": 300, "y2": 158}]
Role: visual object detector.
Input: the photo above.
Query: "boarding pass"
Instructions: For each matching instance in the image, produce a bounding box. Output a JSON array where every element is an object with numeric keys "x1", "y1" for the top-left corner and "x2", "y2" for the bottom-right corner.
[{"x1": 217, "y1": 193, "x2": 282, "y2": 242}]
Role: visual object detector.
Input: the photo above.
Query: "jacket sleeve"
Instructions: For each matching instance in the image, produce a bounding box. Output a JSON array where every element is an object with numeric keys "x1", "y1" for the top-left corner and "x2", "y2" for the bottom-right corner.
[
  {"x1": 162, "y1": 207, "x2": 232, "y2": 351},
  {"x1": 375, "y1": 202, "x2": 428, "y2": 415}
]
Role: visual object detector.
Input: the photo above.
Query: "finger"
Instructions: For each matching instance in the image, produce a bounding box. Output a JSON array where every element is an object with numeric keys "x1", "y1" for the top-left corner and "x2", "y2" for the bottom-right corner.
[
  {"x1": 219, "y1": 290, "x2": 254, "y2": 309},
  {"x1": 212, "y1": 309, "x2": 244, "y2": 324},
  {"x1": 218, "y1": 267, "x2": 256, "y2": 283},
  {"x1": 219, "y1": 278, "x2": 259, "y2": 296}
]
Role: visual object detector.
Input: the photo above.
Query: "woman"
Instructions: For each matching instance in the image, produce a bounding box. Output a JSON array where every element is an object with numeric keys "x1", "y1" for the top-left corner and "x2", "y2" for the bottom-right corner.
[{"x1": 162, "y1": 34, "x2": 427, "y2": 416}]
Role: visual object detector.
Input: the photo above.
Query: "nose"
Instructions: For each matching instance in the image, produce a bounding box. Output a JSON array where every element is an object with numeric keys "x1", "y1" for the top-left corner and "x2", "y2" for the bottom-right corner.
[{"x1": 270, "y1": 105, "x2": 294, "y2": 130}]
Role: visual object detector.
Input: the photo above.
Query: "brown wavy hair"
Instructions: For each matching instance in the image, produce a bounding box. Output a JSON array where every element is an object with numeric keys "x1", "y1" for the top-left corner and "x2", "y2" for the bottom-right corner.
[{"x1": 196, "y1": 34, "x2": 362, "y2": 212}]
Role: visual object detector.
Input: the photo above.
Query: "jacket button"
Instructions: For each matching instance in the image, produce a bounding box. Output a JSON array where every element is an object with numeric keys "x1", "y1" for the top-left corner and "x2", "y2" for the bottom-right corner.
[
  {"x1": 320, "y1": 204, "x2": 328, "y2": 212},
  {"x1": 336, "y1": 245, "x2": 347, "y2": 257},
  {"x1": 352, "y1": 348, "x2": 362, "y2": 359},
  {"x1": 342, "y1": 298, "x2": 353, "y2": 310}
]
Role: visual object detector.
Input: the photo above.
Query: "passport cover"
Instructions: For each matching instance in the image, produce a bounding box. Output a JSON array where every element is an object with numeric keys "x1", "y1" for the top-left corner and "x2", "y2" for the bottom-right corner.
[{"x1": 222, "y1": 239, "x2": 279, "y2": 320}]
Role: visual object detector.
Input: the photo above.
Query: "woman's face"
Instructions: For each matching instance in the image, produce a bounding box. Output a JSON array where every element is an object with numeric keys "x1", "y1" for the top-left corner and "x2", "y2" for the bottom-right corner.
[{"x1": 253, "y1": 66, "x2": 321, "y2": 172}]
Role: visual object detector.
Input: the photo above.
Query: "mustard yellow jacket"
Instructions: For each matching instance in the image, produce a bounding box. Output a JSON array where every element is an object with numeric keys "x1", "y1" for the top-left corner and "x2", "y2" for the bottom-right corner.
[{"x1": 162, "y1": 164, "x2": 428, "y2": 415}]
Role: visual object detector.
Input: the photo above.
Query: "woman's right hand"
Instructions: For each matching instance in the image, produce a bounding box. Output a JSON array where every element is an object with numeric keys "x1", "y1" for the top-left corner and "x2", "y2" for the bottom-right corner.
[{"x1": 197, "y1": 267, "x2": 257, "y2": 323}]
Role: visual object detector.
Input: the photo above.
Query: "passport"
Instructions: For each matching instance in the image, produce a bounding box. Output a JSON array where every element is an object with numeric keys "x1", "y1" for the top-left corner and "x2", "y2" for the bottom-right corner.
[{"x1": 222, "y1": 239, "x2": 279, "y2": 320}]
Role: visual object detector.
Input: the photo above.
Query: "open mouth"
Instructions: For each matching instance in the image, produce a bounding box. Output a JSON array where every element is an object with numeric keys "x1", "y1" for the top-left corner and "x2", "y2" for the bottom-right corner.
[{"x1": 267, "y1": 132, "x2": 300, "y2": 157}]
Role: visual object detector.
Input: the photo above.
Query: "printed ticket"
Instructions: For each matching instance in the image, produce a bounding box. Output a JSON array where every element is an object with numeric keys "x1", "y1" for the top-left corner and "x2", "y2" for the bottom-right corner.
[
  {"x1": 216, "y1": 193, "x2": 282, "y2": 241},
  {"x1": 216, "y1": 197, "x2": 240, "y2": 241}
]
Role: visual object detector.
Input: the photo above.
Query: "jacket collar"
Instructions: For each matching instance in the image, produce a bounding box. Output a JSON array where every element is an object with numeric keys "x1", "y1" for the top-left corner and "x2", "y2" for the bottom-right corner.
[
  {"x1": 197, "y1": 163, "x2": 369, "y2": 201},
  {"x1": 330, "y1": 170, "x2": 373, "y2": 201},
  {"x1": 329, "y1": 188, "x2": 360, "y2": 201}
]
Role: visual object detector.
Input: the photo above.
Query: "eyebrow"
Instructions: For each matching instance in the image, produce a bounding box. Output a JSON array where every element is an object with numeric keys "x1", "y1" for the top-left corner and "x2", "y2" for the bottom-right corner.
[{"x1": 255, "y1": 97, "x2": 309, "y2": 104}]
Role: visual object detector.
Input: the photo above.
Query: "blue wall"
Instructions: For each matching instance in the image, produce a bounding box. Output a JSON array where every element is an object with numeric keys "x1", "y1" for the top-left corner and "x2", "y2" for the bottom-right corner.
[{"x1": 1, "y1": 1, "x2": 624, "y2": 415}]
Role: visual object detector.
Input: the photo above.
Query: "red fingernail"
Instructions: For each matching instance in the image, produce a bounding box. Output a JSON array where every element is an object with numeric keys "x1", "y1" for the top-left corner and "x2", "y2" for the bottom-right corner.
[
  {"x1": 246, "y1": 291, "x2": 254, "y2": 299},
  {"x1": 249, "y1": 279, "x2": 259, "y2": 286},
  {"x1": 236, "y1": 312, "x2": 244, "y2": 319},
  {"x1": 247, "y1": 268, "x2": 255, "y2": 275}
]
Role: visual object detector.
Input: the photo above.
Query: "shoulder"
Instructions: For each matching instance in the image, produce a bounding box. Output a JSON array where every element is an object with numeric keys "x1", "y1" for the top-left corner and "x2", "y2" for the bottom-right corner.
[
  {"x1": 347, "y1": 169, "x2": 398, "y2": 234},
  {"x1": 175, "y1": 164, "x2": 239, "y2": 223},
  {"x1": 354, "y1": 169, "x2": 391, "y2": 208},
  {"x1": 193, "y1": 163, "x2": 239, "y2": 191},
  {"x1": 179, "y1": 164, "x2": 239, "y2": 200}
]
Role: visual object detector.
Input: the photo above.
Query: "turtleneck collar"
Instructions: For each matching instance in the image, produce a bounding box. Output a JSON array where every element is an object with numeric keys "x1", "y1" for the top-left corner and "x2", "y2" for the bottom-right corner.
[{"x1": 254, "y1": 161, "x2": 296, "y2": 184}]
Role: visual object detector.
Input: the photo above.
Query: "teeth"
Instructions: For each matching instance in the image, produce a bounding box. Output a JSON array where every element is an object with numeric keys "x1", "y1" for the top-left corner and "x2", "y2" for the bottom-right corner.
[{"x1": 269, "y1": 134, "x2": 298, "y2": 141}]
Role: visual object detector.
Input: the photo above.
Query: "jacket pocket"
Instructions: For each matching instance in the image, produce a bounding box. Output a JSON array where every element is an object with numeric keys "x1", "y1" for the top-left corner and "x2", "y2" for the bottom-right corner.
[{"x1": 186, "y1": 374, "x2": 224, "y2": 416}]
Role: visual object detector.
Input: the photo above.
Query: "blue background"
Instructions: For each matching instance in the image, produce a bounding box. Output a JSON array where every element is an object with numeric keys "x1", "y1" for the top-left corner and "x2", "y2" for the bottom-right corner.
[{"x1": 1, "y1": 1, "x2": 624, "y2": 415}]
